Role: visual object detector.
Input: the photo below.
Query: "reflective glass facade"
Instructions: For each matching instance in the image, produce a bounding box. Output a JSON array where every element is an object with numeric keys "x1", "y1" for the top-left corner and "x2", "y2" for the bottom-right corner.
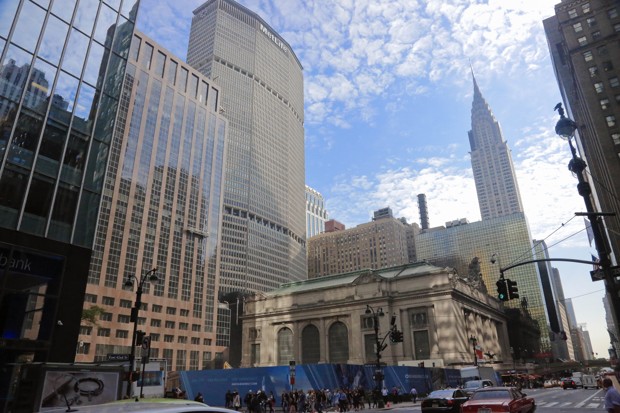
[
  {"x1": 0, "y1": 0, "x2": 138, "y2": 409},
  {"x1": 415, "y1": 213, "x2": 550, "y2": 351},
  {"x1": 0, "y1": 0, "x2": 138, "y2": 246},
  {"x1": 76, "y1": 31, "x2": 228, "y2": 372},
  {"x1": 306, "y1": 185, "x2": 328, "y2": 238},
  {"x1": 187, "y1": 0, "x2": 306, "y2": 295}
]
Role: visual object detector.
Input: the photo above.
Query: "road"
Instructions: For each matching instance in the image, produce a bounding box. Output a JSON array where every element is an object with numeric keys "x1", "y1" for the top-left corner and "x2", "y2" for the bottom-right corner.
[{"x1": 384, "y1": 387, "x2": 607, "y2": 412}]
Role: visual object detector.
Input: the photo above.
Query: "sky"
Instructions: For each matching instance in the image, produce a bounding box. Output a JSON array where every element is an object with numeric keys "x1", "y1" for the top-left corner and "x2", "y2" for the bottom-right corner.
[{"x1": 137, "y1": 0, "x2": 611, "y2": 359}]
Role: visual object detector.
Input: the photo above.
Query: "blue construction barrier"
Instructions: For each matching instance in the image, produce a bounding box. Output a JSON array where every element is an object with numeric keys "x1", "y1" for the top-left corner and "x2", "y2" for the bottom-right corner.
[{"x1": 177, "y1": 364, "x2": 462, "y2": 405}]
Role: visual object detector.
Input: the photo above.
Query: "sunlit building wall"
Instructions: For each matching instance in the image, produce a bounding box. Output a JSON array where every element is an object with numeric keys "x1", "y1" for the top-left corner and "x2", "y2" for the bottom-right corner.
[
  {"x1": 307, "y1": 213, "x2": 415, "y2": 279},
  {"x1": 76, "y1": 31, "x2": 229, "y2": 372},
  {"x1": 415, "y1": 213, "x2": 551, "y2": 355},
  {"x1": 306, "y1": 185, "x2": 328, "y2": 239},
  {"x1": 187, "y1": 0, "x2": 306, "y2": 295},
  {"x1": 0, "y1": 0, "x2": 139, "y2": 406}
]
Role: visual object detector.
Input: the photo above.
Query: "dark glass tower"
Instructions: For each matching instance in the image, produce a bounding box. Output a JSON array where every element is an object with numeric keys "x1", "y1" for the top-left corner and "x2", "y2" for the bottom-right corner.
[{"x1": 0, "y1": 0, "x2": 139, "y2": 407}]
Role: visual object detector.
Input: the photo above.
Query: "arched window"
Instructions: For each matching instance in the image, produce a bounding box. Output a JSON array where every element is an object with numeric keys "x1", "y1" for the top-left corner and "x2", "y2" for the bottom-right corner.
[
  {"x1": 301, "y1": 324, "x2": 320, "y2": 364},
  {"x1": 277, "y1": 327, "x2": 294, "y2": 365},
  {"x1": 328, "y1": 321, "x2": 349, "y2": 363}
]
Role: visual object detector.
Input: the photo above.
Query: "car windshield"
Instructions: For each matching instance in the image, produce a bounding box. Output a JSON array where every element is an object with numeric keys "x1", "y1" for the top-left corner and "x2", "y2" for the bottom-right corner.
[
  {"x1": 464, "y1": 381, "x2": 482, "y2": 389},
  {"x1": 471, "y1": 390, "x2": 511, "y2": 400},
  {"x1": 428, "y1": 390, "x2": 454, "y2": 398}
]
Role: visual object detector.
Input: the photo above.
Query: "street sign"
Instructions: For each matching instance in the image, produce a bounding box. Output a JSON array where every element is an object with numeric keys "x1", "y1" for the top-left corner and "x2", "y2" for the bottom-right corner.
[
  {"x1": 107, "y1": 354, "x2": 130, "y2": 361},
  {"x1": 590, "y1": 265, "x2": 620, "y2": 282}
]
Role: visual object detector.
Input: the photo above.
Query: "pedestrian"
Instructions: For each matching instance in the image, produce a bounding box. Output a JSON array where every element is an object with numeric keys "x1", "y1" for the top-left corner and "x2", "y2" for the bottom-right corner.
[
  {"x1": 410, "y1": 387, "x2": 417, "y2": 403},
  {"x1": 604, "y1": 378, "x2": 620, "y2": 413},
  {"x1": 195, "y1": 392, "x2": 205, "y2": 403},
  {"x1": 233, "y1": 391, "x2": 241, "y2": 411}
]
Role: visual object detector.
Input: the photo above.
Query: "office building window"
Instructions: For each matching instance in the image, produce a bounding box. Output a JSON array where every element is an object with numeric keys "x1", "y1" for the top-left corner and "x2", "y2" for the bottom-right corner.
[
  {"x1": 573, "y1": 22, "x2": 583, "y2": 32},
  {"x1": 600, "y1": 98, "x2": 610, "y2": 109},
  {"x1": 614, "y1": 23, "x2": 620, "y2": 32},
  {"x1": 592, "y1": 31, "x2": 601, "y2": 40},
  {"x1": 577, "y1": 36, "x2": 587, "y2": 46},
  {"x1": 589, "y1": 66, "x2": 599, "y2": 77},
  {"x1": 610, "y1": 77, "x2": 620, "y2": 88},
  {"x1": 612, "y1": 133, "x2": 620, "y2": 145},
  {"x1": 586, "y1": 17, "x2": 596, "y2": 27},
  {"x1": 606, "y1": 116, "x2": 616, "y2": 127},
  {"x1": 603, "y1": 61, "x2": 614, "y2": 72},
  {"x1": 594, "y1": 82, "x2": 604, "y2": 93},
  {"x1": 608, "y1": 8, "x2": 618, "y2": 19},
  {"x1": 583, "y1": 51, "x2": 593, "y2": 61},
  {"x1": 251, "y1": 344, "x2": 260, "y2": 365},
  {"x1": 568, "y1": 9, "x2": 578, "y2": 19},
  {"x1": 582, "y1": 3, "x2": 590, "y2": 13}
]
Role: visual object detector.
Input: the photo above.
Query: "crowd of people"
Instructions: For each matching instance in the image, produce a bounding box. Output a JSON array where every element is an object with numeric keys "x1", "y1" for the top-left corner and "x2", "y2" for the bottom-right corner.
[{"x1": 221, "y1": 386, "x2": 415, "y2": 413}]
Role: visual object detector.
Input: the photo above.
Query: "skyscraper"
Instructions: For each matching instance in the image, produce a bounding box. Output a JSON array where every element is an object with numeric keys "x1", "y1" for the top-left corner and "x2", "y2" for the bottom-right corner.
[
  {"x1": 306, "y1": 185, "x2": 328, "y2": 238},
  {"x1": 469, "y1": 75, "x2": 524, "y2": 220},
  {"x1": 75, "y1": 30, "x2": 229, "y2": 372},
  {"x1": 544, "y1": 0, "x2": 620, "y2": 336},
  {"x1": 0, "y1": 0, "x2": 138, "y2": 406},
  {"x1": 187, "y1": 0, "x2": 306, "y2": 295},
  {"x1": 307, "y1": 208, "x2": 416, "y2": 278}
]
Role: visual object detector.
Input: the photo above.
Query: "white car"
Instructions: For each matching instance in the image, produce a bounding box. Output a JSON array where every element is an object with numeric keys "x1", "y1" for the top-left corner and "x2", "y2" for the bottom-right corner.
[{"x1": 43, "y1": 399, "x2": 240, "y2": 413}]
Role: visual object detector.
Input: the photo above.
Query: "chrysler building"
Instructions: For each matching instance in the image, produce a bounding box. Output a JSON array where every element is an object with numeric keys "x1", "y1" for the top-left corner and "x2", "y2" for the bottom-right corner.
[{"x1": 469, "y1": 75, "x2": 524, "y2": 220}]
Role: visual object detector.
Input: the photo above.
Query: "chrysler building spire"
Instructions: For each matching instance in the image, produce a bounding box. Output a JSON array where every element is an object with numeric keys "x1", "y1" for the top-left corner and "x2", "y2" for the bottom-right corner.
[{"x1": 468, "y1": 74, "x2": 524, "y2": 220}]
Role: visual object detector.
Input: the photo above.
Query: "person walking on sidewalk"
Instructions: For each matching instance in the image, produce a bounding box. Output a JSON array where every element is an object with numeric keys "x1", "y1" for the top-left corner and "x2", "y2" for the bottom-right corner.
[
  {"x1": 604, "y1": 378, "x2": 620, "y2": 413},
  {"x1": 410, "y1": 387, "x2": 418, "y2": 404}
]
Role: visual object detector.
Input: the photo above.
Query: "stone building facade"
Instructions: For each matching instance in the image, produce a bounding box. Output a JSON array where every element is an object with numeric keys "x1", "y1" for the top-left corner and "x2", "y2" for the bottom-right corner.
[{"x1": 240, "y1": 262, "x2": 513, "y2": 368}]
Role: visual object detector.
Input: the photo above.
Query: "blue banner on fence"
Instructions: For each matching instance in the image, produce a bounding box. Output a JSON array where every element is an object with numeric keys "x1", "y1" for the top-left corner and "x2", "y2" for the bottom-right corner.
[{"x1": 178, "y1": 364, "x2": 462, "y2": 405}]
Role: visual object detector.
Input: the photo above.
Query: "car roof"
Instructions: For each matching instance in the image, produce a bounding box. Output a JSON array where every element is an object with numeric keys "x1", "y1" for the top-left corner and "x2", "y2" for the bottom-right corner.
[{"x1": 43, "y1": 399, "x2": 240, "y2": 413}]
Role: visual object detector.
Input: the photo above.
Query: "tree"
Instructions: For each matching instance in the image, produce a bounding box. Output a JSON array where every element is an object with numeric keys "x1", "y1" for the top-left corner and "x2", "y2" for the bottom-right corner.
[{"x1": 81, "y1": 305, "x2": 106, "y2": 326}]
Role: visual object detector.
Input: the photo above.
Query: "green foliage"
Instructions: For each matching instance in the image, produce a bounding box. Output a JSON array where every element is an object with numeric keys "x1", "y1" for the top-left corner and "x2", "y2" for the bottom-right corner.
[{"x1": 81, "y1": 305, "x2": 106, "y2": 326}]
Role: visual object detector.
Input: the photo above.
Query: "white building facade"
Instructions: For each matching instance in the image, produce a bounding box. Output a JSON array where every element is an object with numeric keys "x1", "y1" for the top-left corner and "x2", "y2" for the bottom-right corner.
[{"x1": 240, "y1": 262, "x2": 513, "y2": 368}]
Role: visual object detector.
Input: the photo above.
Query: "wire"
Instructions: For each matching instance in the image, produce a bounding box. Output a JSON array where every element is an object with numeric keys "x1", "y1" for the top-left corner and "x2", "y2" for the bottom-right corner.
[{"x1": 503, "y1": 215, "x2": 580, "y2": 268}]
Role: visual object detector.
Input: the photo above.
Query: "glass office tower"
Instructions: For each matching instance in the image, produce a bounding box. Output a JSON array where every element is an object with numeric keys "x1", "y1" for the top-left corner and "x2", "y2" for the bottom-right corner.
[
  {"x1": 0, "y1": 0, "x2": 138, "y2": 408},
  {"x1": 77, "y1": 30, "x2": 229, "y2": 372},
  {"x1": 187, "y1": 0, "x2": 307, "y2": 295}
]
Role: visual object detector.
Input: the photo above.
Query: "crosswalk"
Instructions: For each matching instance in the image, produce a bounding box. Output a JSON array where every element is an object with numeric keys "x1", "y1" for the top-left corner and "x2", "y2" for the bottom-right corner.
[
  {"x1": 535, "y1": 396, "x2": 606, "y2": 409},
  {"x1": 390, "y1": 395, "x2": 608, "y2": 410}
]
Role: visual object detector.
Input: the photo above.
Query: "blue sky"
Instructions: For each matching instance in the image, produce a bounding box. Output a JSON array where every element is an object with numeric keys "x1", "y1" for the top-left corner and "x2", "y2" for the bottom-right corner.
[{"x1": 137, "y1": 0, "x2": 610, "y2": 358}]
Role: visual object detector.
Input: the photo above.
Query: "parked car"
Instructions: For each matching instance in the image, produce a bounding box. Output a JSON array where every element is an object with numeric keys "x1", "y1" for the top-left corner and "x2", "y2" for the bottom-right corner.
[
  {"x1": 461, "y1": 387, "x2": 536, "y2": 413},
  {"x1": 462, "y1": 379, "x2": 494, "y2": 396},
  {"x1": 543, "y1": 379, "x2": 559, "y2": 388},
  {"x1": 561, "y1": 377, "x2": 578, "y2": 389},
  {"x1": 46, "y1": 399, "x2": 240, "y2": 413},
  {"x1": 420, "y1": 389, "x2": 469, "y2": 413}
]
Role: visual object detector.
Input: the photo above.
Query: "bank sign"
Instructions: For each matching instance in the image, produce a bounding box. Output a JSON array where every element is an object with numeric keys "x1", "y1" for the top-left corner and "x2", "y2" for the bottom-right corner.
[{"x1": 260, "y1": 24, "x2": 288, "y2": 53}]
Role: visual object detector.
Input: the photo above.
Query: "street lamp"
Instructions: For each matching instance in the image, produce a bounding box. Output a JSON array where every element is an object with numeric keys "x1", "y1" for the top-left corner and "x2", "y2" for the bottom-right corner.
[
  {"x1": 124, "y1": 267, "x2": 159, "y2": 398},
  {"x1": 470, "y1": 335, "x2": 478, "y2": 366},
  {"x1": 553, "y1": 103, "x2": 620, "y2": 341},
  {"x1": 365, "y1": 305, "x2": 385, "y2": 396}
]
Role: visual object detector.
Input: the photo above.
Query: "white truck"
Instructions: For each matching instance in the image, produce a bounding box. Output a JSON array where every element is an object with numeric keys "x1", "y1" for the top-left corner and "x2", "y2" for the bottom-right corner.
[
  {"x1": 460, "y1": 366, "x2": 498, "y2": 386},
  {"x1": 579, "y1": 374, "x2": 600, "y2": 389}
]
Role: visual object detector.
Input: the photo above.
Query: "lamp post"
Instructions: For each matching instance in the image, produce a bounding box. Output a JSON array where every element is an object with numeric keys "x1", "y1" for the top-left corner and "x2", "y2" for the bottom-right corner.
[
  {"x1": 553, "y1": 104, "x2": 620, "y2": 341},
  {"x1": 366, "y1": 305, "x2": 385, "y2": 396},
  {"x1": 470, "y1": 335, "x2": 478, "y2": 366},
  {"x1": 124, "y1": 267, "x2": 158, "y2": 398}
]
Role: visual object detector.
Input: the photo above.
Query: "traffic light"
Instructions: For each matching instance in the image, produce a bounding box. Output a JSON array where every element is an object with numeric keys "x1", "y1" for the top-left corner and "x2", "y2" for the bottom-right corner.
[
  {"x1": 390, "y1": 330, "x2": 404, "y2": 343},
  {"x1": 496, "y1": 279, "x2": 508, "y2": 301},
  {"x1": 135, "y1": 330, "x2": 145, "y2": 346},
  {"x1": 507, "y1": 279, "x2": 519, "y2": 299}
]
